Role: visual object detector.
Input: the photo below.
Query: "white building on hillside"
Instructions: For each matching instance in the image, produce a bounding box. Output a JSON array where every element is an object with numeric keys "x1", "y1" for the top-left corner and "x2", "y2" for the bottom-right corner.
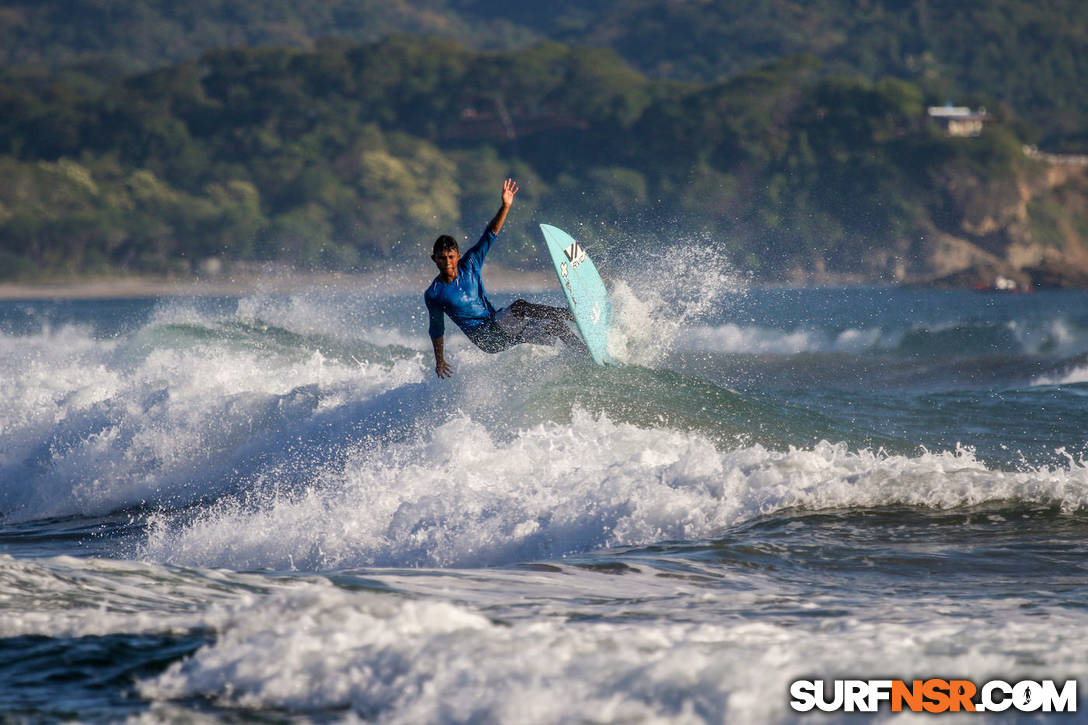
[{"x1": 927, "y1": 105, "x2": 991, "y2": 137}]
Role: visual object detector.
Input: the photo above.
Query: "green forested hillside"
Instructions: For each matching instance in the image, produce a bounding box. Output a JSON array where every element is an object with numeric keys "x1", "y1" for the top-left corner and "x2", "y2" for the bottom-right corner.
[
  {"x1": 2, "y1": 0, "x2": 1086, "y2": 149},
  {"x1": 6, "y1": 36, "x2": 1076, "y2": 283},
  {"x1": 475, "y1": 0, "x2": 1088, "y2": 149}
]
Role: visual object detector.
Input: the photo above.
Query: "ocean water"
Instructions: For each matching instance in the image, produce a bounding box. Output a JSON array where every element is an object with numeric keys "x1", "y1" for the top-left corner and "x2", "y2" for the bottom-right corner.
[{"x1": 1, "y1": 274, "x2": 1087, "y2": 722}]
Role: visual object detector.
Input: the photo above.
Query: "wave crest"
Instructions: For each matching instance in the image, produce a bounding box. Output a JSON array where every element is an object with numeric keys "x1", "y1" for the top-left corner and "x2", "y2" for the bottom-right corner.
[{"x1": 141, "y1": 411, "x2": 1088, "y2": 570}]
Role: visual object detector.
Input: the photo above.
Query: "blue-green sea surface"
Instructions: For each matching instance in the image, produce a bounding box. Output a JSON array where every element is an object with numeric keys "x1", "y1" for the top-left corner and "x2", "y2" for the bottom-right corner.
[{"x1": 1, "y1": 285, "x2": 1087, "y2": 722}]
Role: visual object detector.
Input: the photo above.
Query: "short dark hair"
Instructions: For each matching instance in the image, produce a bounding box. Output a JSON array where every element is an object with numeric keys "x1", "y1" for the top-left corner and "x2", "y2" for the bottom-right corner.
[{"x1": 432, "y1": 235, "x2": 458, "y2": 258}]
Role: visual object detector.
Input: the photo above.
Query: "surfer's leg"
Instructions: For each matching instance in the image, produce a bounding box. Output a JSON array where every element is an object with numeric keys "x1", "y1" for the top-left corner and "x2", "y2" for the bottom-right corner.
[
  {"x1": 466, "y1": 319, "x2": 516, "y2": 353},
  {"x1": 555, "y1": 325, "x2": 588, "y2": 353},
  {"x1": 470, "y1": 310, "x2": 584, "y2": 354},
  {"x1": 508, "y1": 299, "x2": 574, "y2": 323},
  {"x1": 514, "y1": 317, "x2": 588, "y2": 354}
]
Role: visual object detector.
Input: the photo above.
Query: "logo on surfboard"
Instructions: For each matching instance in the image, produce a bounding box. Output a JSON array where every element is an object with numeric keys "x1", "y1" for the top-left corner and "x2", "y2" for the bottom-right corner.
[
  {"x1": 560, "y1": 261, "x2": 568, "y2": 277},
  {"x1": 563, "y1": 241, "x2": 587, "y2": 269}
]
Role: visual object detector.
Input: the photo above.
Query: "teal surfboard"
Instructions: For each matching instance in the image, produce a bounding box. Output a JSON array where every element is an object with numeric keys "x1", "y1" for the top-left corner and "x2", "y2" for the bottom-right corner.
[{"x1": 539, "y1": 224, "x2": 615, "y2": 365}]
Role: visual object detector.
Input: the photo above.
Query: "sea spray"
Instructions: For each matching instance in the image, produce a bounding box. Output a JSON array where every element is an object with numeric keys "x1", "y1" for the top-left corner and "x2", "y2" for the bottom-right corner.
[{"x1": 608, "y1": 242, "x2": 745, "y2": 365}]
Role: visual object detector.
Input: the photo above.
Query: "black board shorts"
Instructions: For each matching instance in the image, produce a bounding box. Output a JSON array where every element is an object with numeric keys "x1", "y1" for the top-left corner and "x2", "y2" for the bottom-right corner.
[
  {"x1": 465, "y1": 317, "x2": 516, "y2": 353},
  {"x1": 465, "y1": 311, "x2": 559, "y2": 354}
]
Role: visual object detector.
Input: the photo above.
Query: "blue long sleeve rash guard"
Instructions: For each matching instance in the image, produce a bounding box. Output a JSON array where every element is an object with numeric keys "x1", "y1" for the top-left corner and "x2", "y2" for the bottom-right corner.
[{"x1": 424, "y1": 228, "x2": 498, "y2": 339}]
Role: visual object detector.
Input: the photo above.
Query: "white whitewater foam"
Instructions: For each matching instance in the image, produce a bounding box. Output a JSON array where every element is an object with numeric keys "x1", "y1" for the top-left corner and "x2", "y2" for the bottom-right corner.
[
  {"x1": 678, "y1": 322, "x2": 886, "y2": 355},
  {"x1": 1034, "y1": 363, "x2": 1088, "y2": 386},
  {"x1": 149, "y1": 293, "x2": 429, "y2": 352},
  {"x1": 4, "y1": 553, "x2": 1084, "y2": 723},
  {"x1": 0, "y1": 554, "x2": 283, "y2": 638},
  {"x1": 133, "y1": 578, "x2": 1088, "y2": 723},
  {"x1": 1009, "y1": 316, "x2": 1088, "y2": 358},
  {"x1": 676, "y1": 315, "x2": 1088, "y2": 359},
  {"x1": 142, "y1": 410, "x2": 1088, "y2": 571},
  {"x1": 0, "y1": 315, "x2": 427, "y2": 521}
]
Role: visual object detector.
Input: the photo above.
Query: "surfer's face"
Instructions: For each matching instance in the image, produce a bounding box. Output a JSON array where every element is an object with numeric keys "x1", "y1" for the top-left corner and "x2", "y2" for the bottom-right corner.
[{"x1": 433, "y1": 248, "x2": 460, "y2": 281}]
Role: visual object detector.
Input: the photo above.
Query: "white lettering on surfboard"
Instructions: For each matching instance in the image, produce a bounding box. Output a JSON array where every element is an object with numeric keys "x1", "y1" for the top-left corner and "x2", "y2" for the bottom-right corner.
[{"x1": 591, "y1": 302, "x2": 601, "y2": 325}]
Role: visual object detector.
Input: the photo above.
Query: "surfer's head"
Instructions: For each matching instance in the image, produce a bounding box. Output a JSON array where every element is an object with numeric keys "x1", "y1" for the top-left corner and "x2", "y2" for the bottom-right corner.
[
  {"x1": 432, "y1": 235, "x2": 460, "y2": 281},
  {"x1": 432, "y1": 235, "x2": 459, "y2": 257}
]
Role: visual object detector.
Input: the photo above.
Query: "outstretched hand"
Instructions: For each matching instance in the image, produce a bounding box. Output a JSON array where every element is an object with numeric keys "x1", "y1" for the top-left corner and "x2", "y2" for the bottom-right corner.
[
  {"x1": 435, "y1": 359, "x2": 452, "y2": 378},
  {"x1": 501, "y1": 178, "x2": 519, "y2": 207}
]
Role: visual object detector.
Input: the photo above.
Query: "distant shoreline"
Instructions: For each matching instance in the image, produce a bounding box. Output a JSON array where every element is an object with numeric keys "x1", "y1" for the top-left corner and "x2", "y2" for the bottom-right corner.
[
  {"x1": 0, "y1": 266, "x2": 556, "y2": 301},
  {"x1": 3, "y1": 269, "x2": 1082, "y2": 302}
]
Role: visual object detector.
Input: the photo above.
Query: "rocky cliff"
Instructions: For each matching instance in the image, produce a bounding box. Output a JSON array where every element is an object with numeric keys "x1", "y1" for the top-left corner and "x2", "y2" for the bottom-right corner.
[{"x1": 916, "y1": 149, "x2": 1088, "y2": 289}]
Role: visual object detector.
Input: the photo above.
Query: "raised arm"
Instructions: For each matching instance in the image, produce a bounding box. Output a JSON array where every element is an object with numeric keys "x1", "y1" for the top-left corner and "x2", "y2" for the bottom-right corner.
[
  {"x1": 463, "y1": 179, "x2": 519, "y2": 267},
  {"x1": 487, "y1": 178, "x2": 519, "y2": 235}
]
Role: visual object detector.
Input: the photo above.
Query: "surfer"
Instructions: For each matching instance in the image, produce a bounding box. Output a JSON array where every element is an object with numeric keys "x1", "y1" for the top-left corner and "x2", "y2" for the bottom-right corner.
[{"x1": 425, "y1": 178, "x2": 585, "y2": 378}]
